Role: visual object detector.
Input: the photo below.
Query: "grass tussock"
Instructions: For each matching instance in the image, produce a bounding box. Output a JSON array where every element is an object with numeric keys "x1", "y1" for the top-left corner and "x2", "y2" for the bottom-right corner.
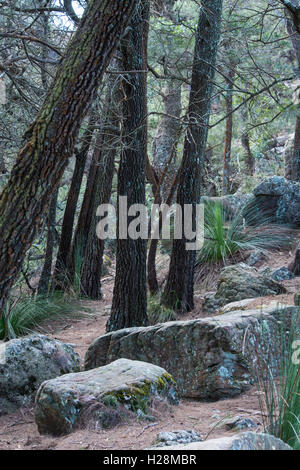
[
  {"x1": 0, "y1": 293, "x2": 90, "y2": 340},
  {"x1": 195, "y1": 201, "x2": 294, "y2": 286},
  {"x1": 147, "y1": 296, "x2": 176, "y2": 325},
  {"x1": 249, "y1": 313, "x2": 300, "y2": 449}
]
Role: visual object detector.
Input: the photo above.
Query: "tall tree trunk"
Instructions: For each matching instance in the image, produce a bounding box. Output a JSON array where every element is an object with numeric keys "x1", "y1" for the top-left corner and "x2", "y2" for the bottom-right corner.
[
  {"x1": 162, "y1": 0, "x2": 223, "y2": 312},
  {"x1": 148, "y1": 169, "x2": 180, "y2": 294},
  {"x1": 147, "y1": 0, "x2": 181, "y2": 295},
  {"x1": 152, "y1": 83, "x2": 181, "y2": 202},
  {"x1": 107, "y1": 0, "x2": 150, "y2": 332},
  {"x1": 71, "y1": 128, "x2": 103, "y2": 275},
  {"x1": 52, "y1": 109, "x2": 96, "y2": 289},
  {"x1": 285, "y1": 6, "x2": 300, "y2": 181},
  {"x1": 37, "y1": 191, "x2": 58, "y2": 295},
  {"x1": 241, "y1": 105, "x2": 255, "y2": 176},
  {"x1": 222, "y1": 64, "x2": 235, "y2": 195},
  {"x1": 81, "y1": 75, "x2": 121, "y2": 299},
  {"x1": 0, "y1": 0, "x2": 139, "y2": 312}
]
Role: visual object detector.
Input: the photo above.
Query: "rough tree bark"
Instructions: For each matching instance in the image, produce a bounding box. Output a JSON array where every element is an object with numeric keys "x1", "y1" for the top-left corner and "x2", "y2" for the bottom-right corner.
[
  {"x1": 52, "y1": 109, "x2": 96, "y2": 289},
  {"x1": 285, "y1": 4, "x2": 300, "y2": 181},
  {"x1": 37, "y1": 191, "x2": 58, "y2": 295},
  {"x1": 222, "y1": 63, "x2": 235, "y2": 195},
  {"x1": 152, "y1": 83, "x2": 181, "y2": 202},
  {"x1": 162, "y1": 0, "x2": 223, "y2": 312},
  {"x1": 0, "y1": 0, "x2": 139, "y2": 312},
  {"x1": 81, "y1": 73, "x2": 121, "y2": 299},
  {"x1": 289, "y1": 245, "x2": 300, "y2": 275},
  {"x1": 241, "y1": 105, "x2": 255, "y2": 176},
  {"x1": 107, "y1": 0, "x2": 150, "y2": 332}
]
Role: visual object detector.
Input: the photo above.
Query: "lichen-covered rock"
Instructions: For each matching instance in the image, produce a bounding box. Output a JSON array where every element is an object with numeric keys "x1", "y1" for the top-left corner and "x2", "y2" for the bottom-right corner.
[
  {"x1": 153, "y1": 430, "x2": 203, "y2": 447},
  {"x1": 85, "y1": 306, "x2": 298, "y2": 400},
  {"x1": 247, "y1": 176, "x2": 300, "y2": 226},
  {"x1": 35, "y1": 358, "x2": 178, "y2": 436},
  {"x1": 0, "y1": 335, "x2": 80, "y2": 415},
  {"x1": 149, "y1": 432, "x2": 292, "y2": 450},
  {"x1": 201, "y1": 194, "x2": 252, "y2": 218},
  {"x1": 203, "y1": 263, "x2": 286, "y2": 311},
  {"x1": 246, "y1": 250, "x2": 267, "y2": 267},
  {"x1": 271, "y1": 267, "x2": 294, "y2": 282},
  {"x1": 223, "y1": 416, "x2": 258, "y2": 430},
  {"x1": 219, "y1": 299, "x2": 256, "y2": 314}
]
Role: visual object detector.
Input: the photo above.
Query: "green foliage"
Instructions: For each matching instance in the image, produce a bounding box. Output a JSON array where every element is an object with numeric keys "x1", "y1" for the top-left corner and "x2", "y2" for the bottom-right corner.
[
  {"x1": 251, "y1": 315, "x2": 300, "y2": 450},
  {"x1": 196, "y1": 201, "x2": 293, "y2": 267},
  {"x1": 0, "y1": 293, "x2": 89, "y2": 340},
  {"x1": 147, "y1": 295, "x2": 176, "y2": 325}
]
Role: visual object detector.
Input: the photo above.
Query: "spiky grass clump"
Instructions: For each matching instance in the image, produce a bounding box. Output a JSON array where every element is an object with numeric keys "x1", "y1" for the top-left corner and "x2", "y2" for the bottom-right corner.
[
  {"x1": 196, "y1": 201, "x2": 293, "y2": 267},
  {"x1": 250, "y1": 313, "x2": 300, "y2": 449},
  {"x1": 0, "y1": 293, "x2": 90, "y2": 340},
  {"x1": 147, "y1": 296, "x2": 176, "y2": 325}
]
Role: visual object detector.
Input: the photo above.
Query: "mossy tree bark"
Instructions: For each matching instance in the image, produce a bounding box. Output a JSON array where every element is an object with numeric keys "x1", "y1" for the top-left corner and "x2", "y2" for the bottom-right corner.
[
  {"x1": 107, "y1": 0, "x2": 150, "y2": 332},
  {"x1": 0, "y1": 0, "x2": 139, "y2": 312},
  {"x1": 162, "y1": 0, "x2": 223, "y2": 312}
]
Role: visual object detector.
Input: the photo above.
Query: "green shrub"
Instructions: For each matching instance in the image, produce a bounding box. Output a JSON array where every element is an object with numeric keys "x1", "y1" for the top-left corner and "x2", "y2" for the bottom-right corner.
[
  {"x1": 0, "y1": 293, "x2": 90, "y2": 340},
  {"x1": 250, "y1": 313, "x2": 300, "y2": 450},
  {"x1": 196, "y1": 201, "x2": 293, "y2": 267},
  {"x1": 147, "y1": 296, "x2": 176, "y2": 325}
]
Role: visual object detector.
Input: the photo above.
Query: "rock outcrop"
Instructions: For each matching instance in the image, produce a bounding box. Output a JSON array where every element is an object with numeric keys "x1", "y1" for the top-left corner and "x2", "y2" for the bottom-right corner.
[
  {"x1": 153, "y1": 430, "x2": 203, "y2": 447},
  {"x1": 149, "y1": 432, "x2": 292, "y2": 450},
  {"x1": 35, "y1": 358, "x2": 178, "y2": 436},
  {"x1": 0, "y1": 335, "x2": 80, "y2": 415},
  {"x1": 203, "y1": 263, "x2": 286, "y2": 312},
  {"x1": 246, "y1": 176, "x2": 300, "y2": 226},
  {"x1": 85, "y1": 306, "x2": 298, "y2": 400}
]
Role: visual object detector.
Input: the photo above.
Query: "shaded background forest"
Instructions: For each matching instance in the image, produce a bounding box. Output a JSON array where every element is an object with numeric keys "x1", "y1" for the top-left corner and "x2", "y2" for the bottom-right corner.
[{"x1": 0, "y1": 0, "x2": 299, "y2": 335}]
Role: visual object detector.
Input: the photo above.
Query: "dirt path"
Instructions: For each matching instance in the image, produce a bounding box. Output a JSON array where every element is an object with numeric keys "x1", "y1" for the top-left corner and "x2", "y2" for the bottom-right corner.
[{"x1": 0, "y1": 250, "x2": 299, "y2": 450}]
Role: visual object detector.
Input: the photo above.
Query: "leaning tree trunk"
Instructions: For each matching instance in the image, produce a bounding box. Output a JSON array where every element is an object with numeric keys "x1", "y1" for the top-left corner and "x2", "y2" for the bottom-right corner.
[
  {"x1": 81, "y1": 74, "x2": 121, "y2": 299},
  {"x1": 0, "y1": 0, "x2": 139, "y2": 312},
  {"x1": 70, "y1": 128, "x2": 103, "y2": 277},
  {"x1": 52, "y1": 109, "x2": 96, "y2": 289},
  {"x1": 162, "y1": 0, "x2": 223, "y2": 312},
  {"x1": 37, "y1": 191, "x2": 58, "y2": 295},
  {"x1": 107, "y1": 0, "x2": 150, "y2": 332}
]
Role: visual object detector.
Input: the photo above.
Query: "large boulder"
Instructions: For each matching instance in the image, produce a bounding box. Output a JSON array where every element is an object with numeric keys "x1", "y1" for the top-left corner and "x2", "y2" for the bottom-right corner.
[
  {"x1": 201, "y1": 194, "x2": 251, "y2": 218},
  {"x1": 149, "y1": 432, "x2": 292, "y2": 450},
  {"x1": 203, "y1": 263, "x2": 286, "y2": 311},
  {"x1": 0, "y1": 334, "x2": 80, "y2": 415},
  {"x1": 35, "y1": 358, "x2": 178, "y2": 436},
  {"x1": 246, "y1": 176, "x2": 300, "y2": 226},
  {"x1": 84, "y1": 306, "x2": 298, "y2": 400}
]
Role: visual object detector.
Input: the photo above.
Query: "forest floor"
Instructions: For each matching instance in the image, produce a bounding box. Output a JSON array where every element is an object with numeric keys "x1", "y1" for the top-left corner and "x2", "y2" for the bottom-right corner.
[{"x1": 0, "y1": 250, "x2": 299, "y2": 450}]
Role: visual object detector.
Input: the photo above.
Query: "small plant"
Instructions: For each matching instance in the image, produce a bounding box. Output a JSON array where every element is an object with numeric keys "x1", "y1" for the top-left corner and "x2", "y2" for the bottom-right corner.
[
  {"x1": 196, "y1": 201, "x2": 293, "y2": 267},
  {"x1": 249, "y1": 312, "x2": 300, "y2": 450},
  {"x1": 0, "y1": 293, "x2": 90, "y2": 340},
  {"x1": 147, "y1": 296, "x2": 176, "y2": 325}
]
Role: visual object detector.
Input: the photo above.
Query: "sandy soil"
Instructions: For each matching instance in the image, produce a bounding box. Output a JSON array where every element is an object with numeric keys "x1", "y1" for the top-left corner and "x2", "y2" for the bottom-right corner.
[{"x1": 0, "y1": 249, "x2": 299, "y2": 450}]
